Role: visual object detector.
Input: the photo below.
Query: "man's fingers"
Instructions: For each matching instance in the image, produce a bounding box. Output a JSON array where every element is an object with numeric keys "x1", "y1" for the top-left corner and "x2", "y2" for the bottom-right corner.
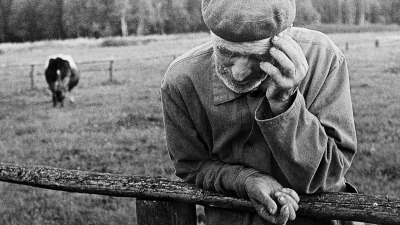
[
  {"x1": 281, "y1": 33, "x2": 304, "y2": 56},
  {"x1": 281, "y1": 188, "x2": 300, "y2": 203},
  {"x1": 284, "y1": 203, "x2": 296, "y2": 221},
  {"x1": 271, "y1": 33, "x2": 309, "y2": 74},
  {"x1": 275, "y1": 192, "x2": 298, "y2": 221},
  {"x1": 271, "y1": 33, "x2": 299, "y2": 63},
  {"x1": 260, "y1": 61, "x2": 280, "y2": 78},
  {"x1": 254, "y1": 204, "x2": 273, "y2": 222},
  {"x1": 281, "y1": 34, "x2": 308, "y2": 70},
  {"x1": 278, "y1": 205, "x2": 291, "y2": 224},
  {"x1": 273, "y1": 205, "x2": 290, "y2": 225},
  {"x1": 276, "y1": 192, "x2": 299, "y2": 211},
  {"x1": 260, "y1": 62, "x2": 295, "y2": 89},
  {"x1": 255, "y1": 192, "x2": 278, "y2": 215},
  {"x1": 269, "y1": 47, "x2": 296, "y2": 77},
  {"x1": 276, "y1": 196, "x2": 297, "y2": 221}
]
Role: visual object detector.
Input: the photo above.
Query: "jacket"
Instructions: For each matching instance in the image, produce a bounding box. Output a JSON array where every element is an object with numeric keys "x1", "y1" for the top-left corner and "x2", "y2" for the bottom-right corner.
[{"x1": 161, "y1": 27, "x2": 358, "y2": 225}]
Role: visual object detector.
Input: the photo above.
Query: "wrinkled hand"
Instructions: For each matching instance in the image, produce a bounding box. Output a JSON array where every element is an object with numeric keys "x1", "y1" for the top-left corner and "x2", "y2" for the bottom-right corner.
[
  {"x1": 245, "y1": 173, "x2": 300, "y2": 225},
  {"x1": 259, "y1": 32, "x2": 308, "y2": 115}
]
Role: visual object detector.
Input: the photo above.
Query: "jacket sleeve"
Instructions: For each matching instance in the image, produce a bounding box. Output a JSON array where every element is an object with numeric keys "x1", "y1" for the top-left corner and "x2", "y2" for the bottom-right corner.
[
  {"x1": 161, "y1": 81, "x2": 259, "y2": 199},
  {"x1": 255, "y1": 56, "x2": 357, "y2": 194}
]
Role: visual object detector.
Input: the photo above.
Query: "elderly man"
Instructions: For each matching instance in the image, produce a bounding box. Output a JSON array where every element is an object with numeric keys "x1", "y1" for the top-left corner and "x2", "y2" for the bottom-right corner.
[{"x1": 161, "y1": 0, "x2": 358, "y2": 224}]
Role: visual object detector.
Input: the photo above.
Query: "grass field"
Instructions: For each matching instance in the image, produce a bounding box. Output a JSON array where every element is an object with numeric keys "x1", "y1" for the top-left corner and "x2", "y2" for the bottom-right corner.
[{"x1": 0, "y1": 30, "x2": 400, "y2": 224}]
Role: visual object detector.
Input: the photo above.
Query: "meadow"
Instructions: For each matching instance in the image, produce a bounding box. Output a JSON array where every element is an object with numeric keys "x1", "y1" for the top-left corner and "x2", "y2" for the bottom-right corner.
[{"x1": 0, "y1": 29, "x2": 399, "y2": 224}]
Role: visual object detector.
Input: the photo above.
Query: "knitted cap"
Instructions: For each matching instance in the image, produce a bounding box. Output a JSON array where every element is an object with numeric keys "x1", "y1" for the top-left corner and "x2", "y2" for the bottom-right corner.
[{"x1": 202, "y1": 0, "x2": 296, "y2": 42}]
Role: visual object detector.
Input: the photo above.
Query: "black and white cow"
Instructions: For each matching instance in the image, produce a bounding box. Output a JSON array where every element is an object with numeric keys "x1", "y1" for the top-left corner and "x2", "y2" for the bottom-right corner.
[{"x1": 44, "y1": 54, "x2": 80, "y2": 107}]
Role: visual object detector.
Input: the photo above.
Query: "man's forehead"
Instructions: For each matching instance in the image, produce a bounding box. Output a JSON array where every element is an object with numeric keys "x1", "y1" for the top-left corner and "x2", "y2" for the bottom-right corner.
[
  {"x1": 216, "y1": 44, "x2": 271, "y2": 57},
  {"x1": 215, "y1": 39, "x2": 272, "y2": 55},
  {"x1": 212, "y1": 28, "x2": 290, "y2": 56},
  {"x1": 211, "y1": 28, "x2": 290, "y2": 55}
]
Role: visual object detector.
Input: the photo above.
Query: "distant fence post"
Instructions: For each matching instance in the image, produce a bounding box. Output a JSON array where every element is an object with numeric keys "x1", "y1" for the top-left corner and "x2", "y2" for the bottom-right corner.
[
  {"x1": 136, "y1": 200, "x2": 197, "y2": 225},
  {"x1": 109, "y1": 60, "x2": 114, "y2": 81},
  {"x1": 345, "y1": 42, "x2": 349, "y2": 51},
  {"x1": 375, "y1": 39, "x2": 380, "y2": 48},
  {"x1": 29, "y1": 64, "x2": 35, "y2": 89}
]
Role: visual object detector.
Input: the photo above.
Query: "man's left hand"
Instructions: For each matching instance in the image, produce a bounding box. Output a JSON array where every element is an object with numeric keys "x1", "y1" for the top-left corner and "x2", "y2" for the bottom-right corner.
[{"x1": 259, "y1": 32, "x2": 308, "y2": 116}]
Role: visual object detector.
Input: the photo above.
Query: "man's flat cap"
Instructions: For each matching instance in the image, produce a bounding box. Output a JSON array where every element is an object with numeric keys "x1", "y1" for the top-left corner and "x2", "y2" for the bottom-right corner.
[{"x1": 202, "y1": 0, "x2": 296, "y2": 42}]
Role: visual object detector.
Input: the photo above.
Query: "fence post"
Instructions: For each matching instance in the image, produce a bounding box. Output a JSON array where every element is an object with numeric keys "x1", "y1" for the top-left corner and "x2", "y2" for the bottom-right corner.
[
  {"x1": 30, "y1": 64, "x2": 35, "y2": 89},
  {"x1": 136, "y1": 200, "x2": 197, "y2": 225},
  {"x1": 375, "y1": 39, "x2": 380, "y2": 48},
  {"x1": 345, "y1": 42, "x2": 349, "y2": 51},
  {"x1": 109, "y1": 60, "x2": 114, "y2": 81}
]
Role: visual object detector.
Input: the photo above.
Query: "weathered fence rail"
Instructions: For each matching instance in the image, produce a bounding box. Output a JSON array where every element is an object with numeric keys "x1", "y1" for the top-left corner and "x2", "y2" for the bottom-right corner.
[{"x1": 0, "y1": 163, "x2": 399, "y2": 224}]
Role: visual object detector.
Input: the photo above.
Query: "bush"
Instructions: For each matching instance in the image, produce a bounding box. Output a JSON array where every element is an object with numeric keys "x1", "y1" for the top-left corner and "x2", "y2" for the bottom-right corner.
[
  {"x1": 101, "y1": 38, "x2": 139, "y2": 47},
  {"x1": 100, "y1": 37, "x2": 159, "y2": 47}
]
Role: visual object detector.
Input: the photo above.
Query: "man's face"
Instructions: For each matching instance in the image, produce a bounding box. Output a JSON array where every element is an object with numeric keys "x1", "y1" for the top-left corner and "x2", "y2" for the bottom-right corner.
[{"x1": 214, "y1": 44, "x2": 274, "y2": 93}]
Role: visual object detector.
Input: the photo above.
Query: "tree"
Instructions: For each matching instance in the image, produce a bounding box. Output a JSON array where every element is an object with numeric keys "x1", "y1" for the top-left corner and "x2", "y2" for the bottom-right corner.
[
  {"x1": 63, "y1": 0, "x2": 120, "y2": 38},
  {"x1": 10, "y1": 0, "x2": 46, "y2": 42},
  {"x1": 64, "y1": 0, "x2": 88, "y2": 38},
  {"x1": 116, "y1": 0, "x2": 131, "y2": 36},
  {"x1": 341, "y1": 0, "x2": 356, "y2": 24},
  {"x1": 55, "y1": 0, "x2": 66, "y2": 39},
  {"x1": 337, "y1": 0, "x2": 344, "y2": 24},
  {"x1": 153, "y1": 1, "x2": 166, "y2": 34},
  {"x1": 184, "y1": 0, "x2": 207, "y2": 32},
  {"x1": 380, "y1": 0, "x2": 400, "y2": 25},
  {"x1": 312, "y1": 0, "x2": 366, "y2": 25},
  {"x1": 0, "y1": 0, "x2": 14, "y2": 42},
  {"x1": 312, "y1": 0, "x2": 339, "y2": 24},
  {"x1": 129, "y1": 0, "x2": 157, "y2": 36},
  {"x1": 295, "y1": 0, "x2": 321, "y2": 25},
  {"x1": 366, "y1": 1, "x2": 382, "y2": 23},
  {"x1": 354, "y1": 0, "x2": 366, "y2": 25}
]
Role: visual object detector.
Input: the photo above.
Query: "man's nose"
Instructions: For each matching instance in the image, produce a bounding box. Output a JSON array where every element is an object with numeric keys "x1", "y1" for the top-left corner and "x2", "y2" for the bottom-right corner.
[{"x1": 231, "y1": 58, "x2": 252, "y2": 82}]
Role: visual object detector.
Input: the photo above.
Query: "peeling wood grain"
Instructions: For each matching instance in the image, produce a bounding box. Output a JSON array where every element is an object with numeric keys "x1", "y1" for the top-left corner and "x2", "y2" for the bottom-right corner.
[{"x1": 0, "y1": 163, "x2": 399, "y2": 224}]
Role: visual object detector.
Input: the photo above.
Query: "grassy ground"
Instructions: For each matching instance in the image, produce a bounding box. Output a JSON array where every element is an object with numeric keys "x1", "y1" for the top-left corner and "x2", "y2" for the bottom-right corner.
[{"x1": 0, "y1": 30, "x2": 399, "y2": 224}]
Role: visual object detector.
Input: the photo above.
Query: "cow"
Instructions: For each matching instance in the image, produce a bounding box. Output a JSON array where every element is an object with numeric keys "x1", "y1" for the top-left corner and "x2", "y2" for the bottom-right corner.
[{"x1": 44, "y1": 54, "x2": 80, "y2": 107}]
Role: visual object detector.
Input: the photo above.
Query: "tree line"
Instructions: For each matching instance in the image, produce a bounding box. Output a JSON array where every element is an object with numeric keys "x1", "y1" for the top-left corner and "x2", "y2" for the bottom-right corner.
[{"x1": 0, "y1": 0, "x2": 400, "y2": 43}]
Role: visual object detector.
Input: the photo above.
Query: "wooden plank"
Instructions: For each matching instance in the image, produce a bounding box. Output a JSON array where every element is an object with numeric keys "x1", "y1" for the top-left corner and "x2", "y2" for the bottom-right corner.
[
  {"x1": 0, "y1": 163, "x2": 399, "y2": 224},
  {"x1": 109, "y1": 60, "x2": 114, "y2": 81},
  {"x1": 136, "y1": 200, "x2": 196, "y2": 225}
]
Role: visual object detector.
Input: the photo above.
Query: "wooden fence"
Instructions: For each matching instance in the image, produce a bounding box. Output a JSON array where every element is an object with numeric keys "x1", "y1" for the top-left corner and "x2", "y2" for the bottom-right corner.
[
  {"x1": 0, "y1": 163, "x2": 399, "y2": 224},
  {"x1": 337, "y1": 35, "x2": 400, "y2": 51},
  {"x1": 0, "y1": 53, "x2": 178, "y2": 90},
  {"x1": 1, "y1": 36, "x2": 400, "y2": 91}
]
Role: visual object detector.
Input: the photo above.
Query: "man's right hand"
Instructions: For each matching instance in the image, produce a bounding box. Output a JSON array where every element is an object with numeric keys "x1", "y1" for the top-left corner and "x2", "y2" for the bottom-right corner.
[{"x1": 244, "y1": 173, "x2": 300, "y2": 225}]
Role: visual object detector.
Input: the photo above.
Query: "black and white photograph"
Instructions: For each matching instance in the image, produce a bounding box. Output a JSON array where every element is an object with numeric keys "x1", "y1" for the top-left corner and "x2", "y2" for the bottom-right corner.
[{"x1": 0, "y1": 0, "x2": 399, "y2": 224}]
